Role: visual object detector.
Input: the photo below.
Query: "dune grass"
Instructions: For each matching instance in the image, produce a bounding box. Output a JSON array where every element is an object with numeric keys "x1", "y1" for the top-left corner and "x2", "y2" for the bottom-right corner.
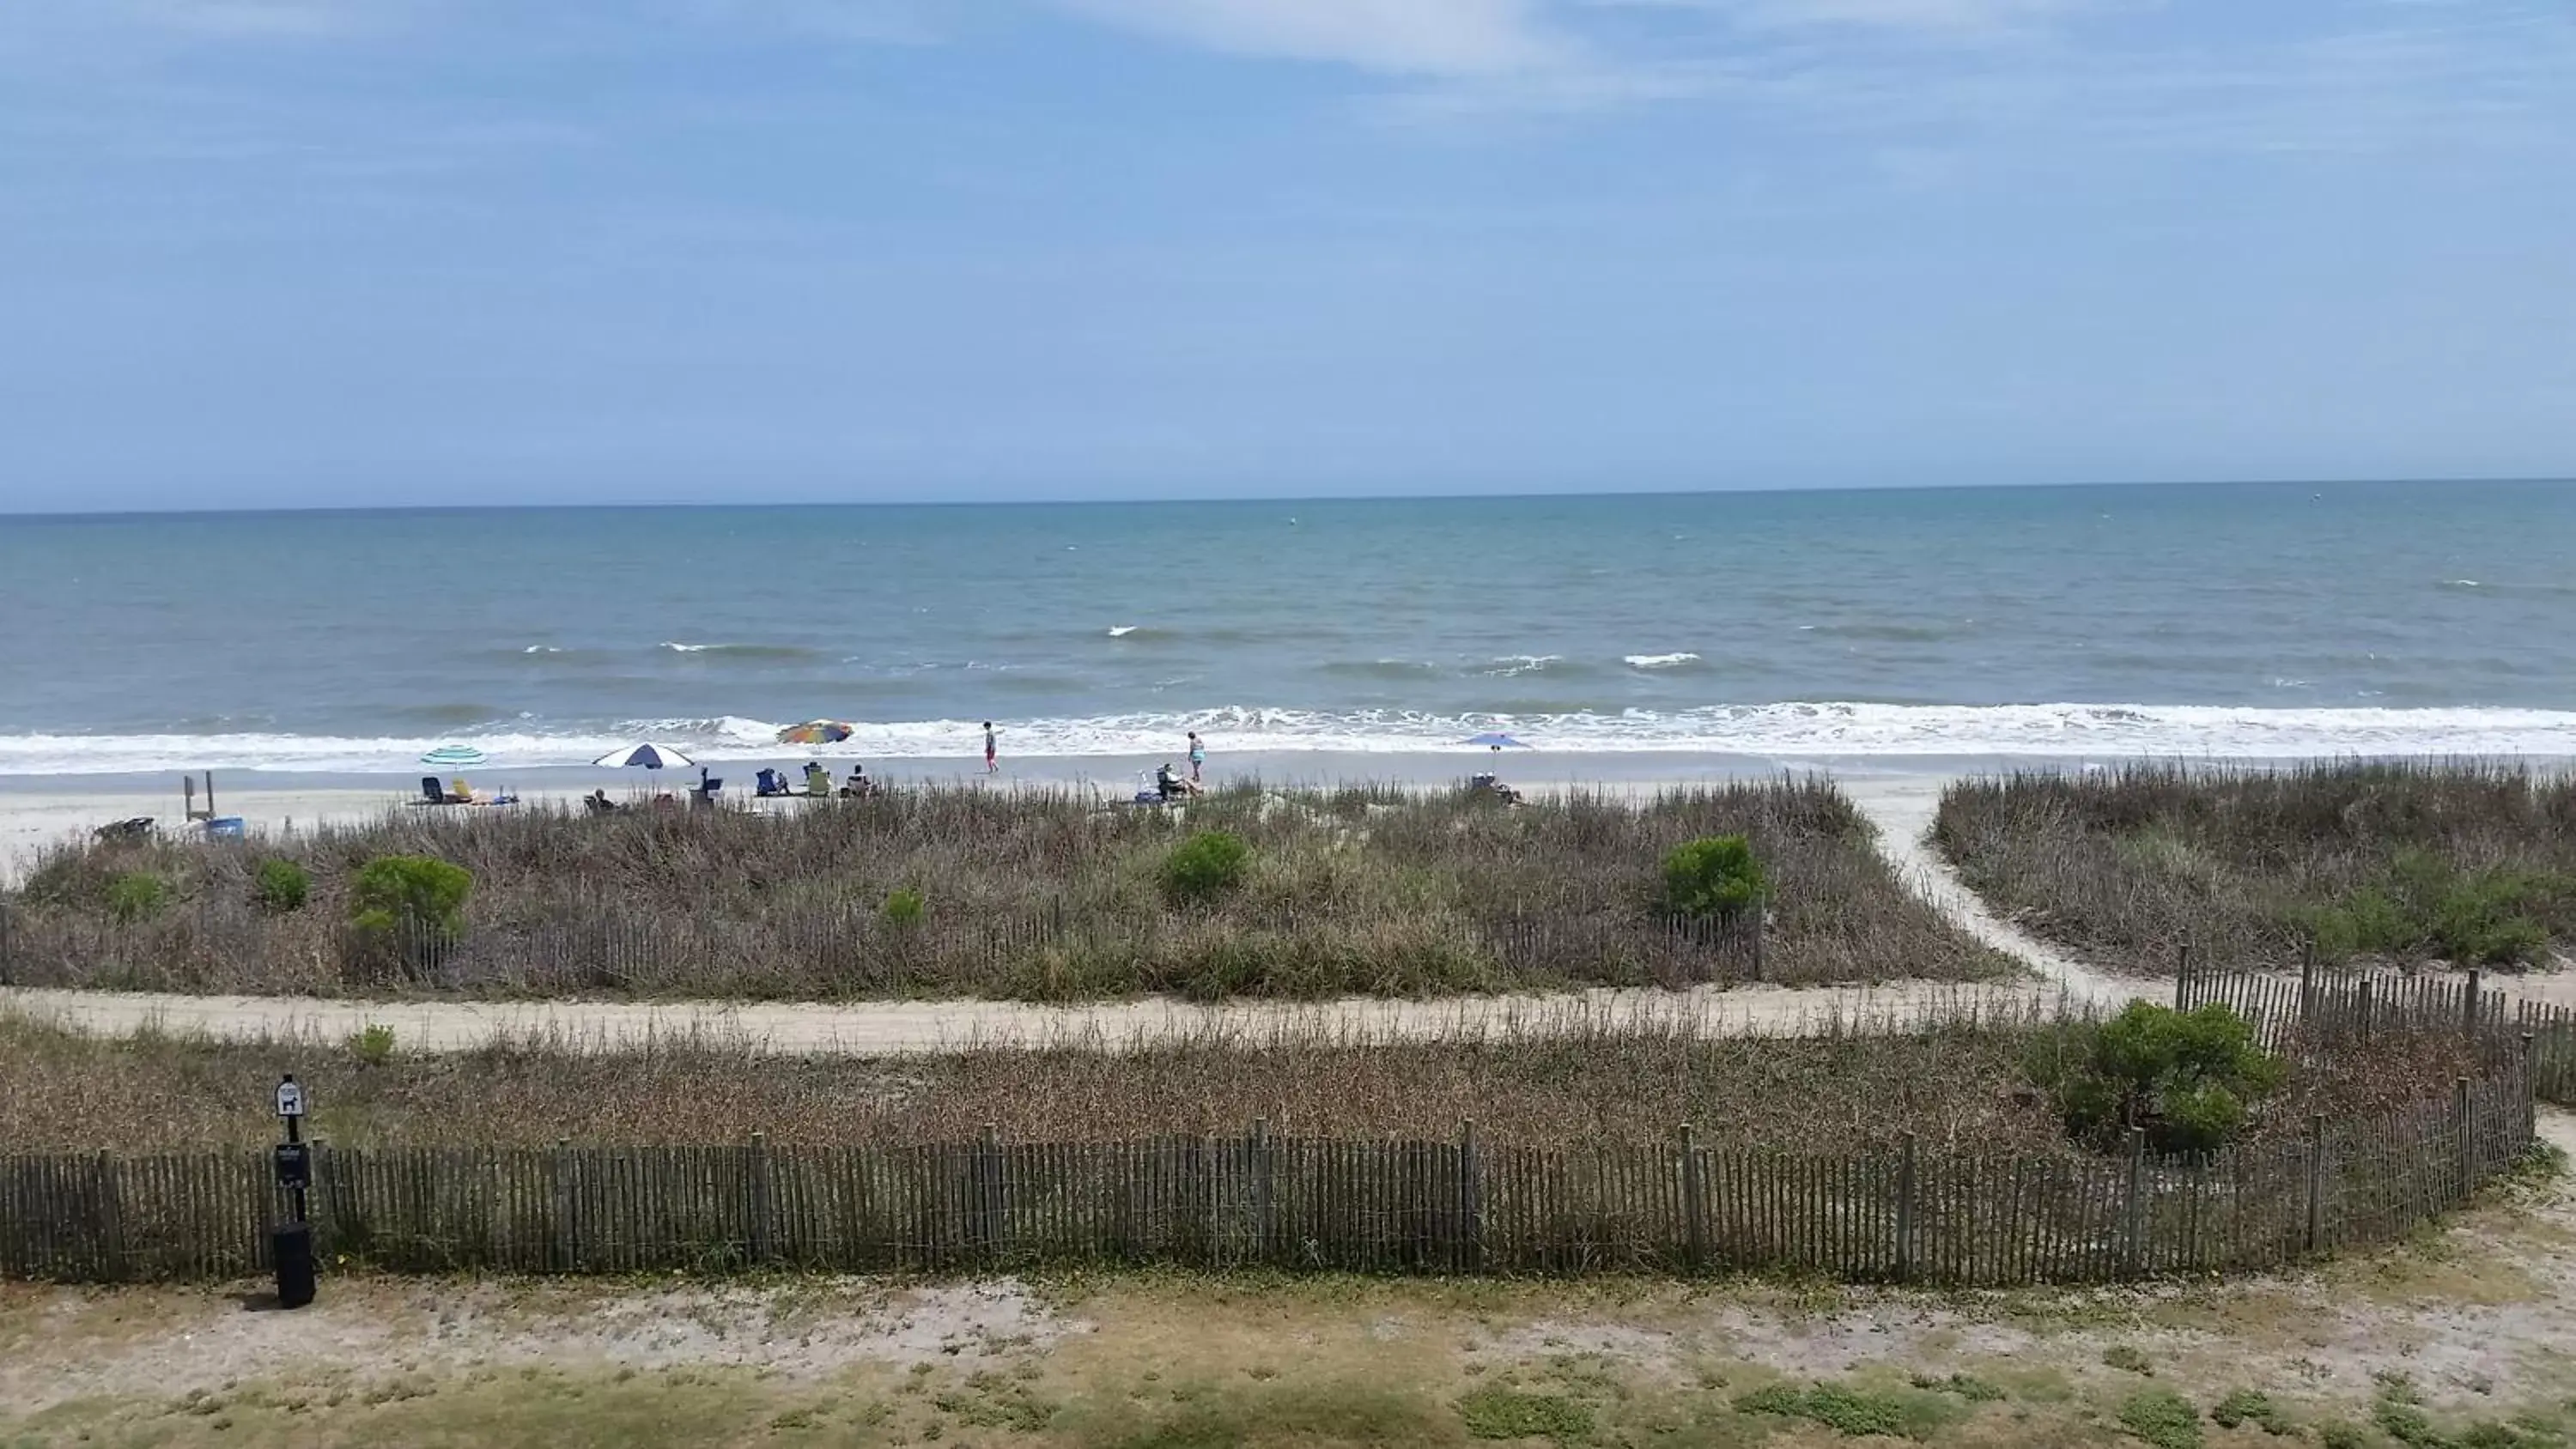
[
  {"x1": 1935, "y1": 761, "x2": 2576, "y2": 973},
  {"x1": 3, "y1": 779, "x2": 2010, "y2": 1002},
  {"x1": 0, "y1": 1003, "x2": 2481, "y2": 1155}
]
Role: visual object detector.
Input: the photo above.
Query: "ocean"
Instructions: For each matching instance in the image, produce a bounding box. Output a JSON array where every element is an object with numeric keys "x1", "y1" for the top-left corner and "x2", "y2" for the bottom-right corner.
[{"x1": 3, "y1": 480, "x2": 2573, "y2": 776}]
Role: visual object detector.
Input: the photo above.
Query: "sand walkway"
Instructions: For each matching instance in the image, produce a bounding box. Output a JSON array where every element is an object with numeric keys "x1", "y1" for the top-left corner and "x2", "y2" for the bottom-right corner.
[
  {"x1": 0, "y1": 977, "x2": 2075, "y2": 1056},
  {"x1": 1841, "y1": 776, "x2": 2149, "y2": 1005}
]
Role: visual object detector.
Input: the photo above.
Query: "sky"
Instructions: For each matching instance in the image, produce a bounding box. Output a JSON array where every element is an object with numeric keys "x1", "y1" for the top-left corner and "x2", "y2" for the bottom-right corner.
[{"x1": 0, "y1": 1, "x2": 2571, "y2": 512}]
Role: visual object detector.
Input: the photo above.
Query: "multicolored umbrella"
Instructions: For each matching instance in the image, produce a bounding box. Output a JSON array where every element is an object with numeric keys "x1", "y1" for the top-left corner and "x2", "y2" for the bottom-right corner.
[
  {"x1": 593, "y1": 743, "x2": 695, "y2": 770},
  {"x1": 776, "y1": 720, "x2": 854, "y2": 746},
  {"x1": 421, "y1": 744, "x2": 488, "y2": 768},
  {"x1": 1464, "y1": 732, "x2": 1530, "y2": 749}
]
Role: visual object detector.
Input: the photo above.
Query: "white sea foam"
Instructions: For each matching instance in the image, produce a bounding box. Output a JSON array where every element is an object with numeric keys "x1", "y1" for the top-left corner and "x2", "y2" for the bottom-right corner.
[
  {"x1": 1106, "y1": 626, "x2": 1139, "y2": 637},
  {"x1": 1624, "y1": 652, "x2": 1702, "y2": 670},
  {"x1": 9, "y1": 703, "x2": 2576, "y2": 775},
  {"x1": 522, "y1": 646, "x2": 562, "y2": 654}
]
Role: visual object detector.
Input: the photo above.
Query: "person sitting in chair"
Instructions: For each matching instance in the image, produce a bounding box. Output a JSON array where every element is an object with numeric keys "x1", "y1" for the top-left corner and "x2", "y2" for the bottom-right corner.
[
  {"x1": 586, "y1": 788, "x2": 620, "y2": 815},
  {"x1": 839, "y1": 763, "x2": 873, "y2": 798},
  {"x1": 804, "y1": 761, "x2": 833, "y2": 797},
  {"x1": 1155, "y1": 762, "x2": 1198, "y2": 802},
  {"x1": 1468, "y1": 772, "x2": 1523, "y2": 806}
]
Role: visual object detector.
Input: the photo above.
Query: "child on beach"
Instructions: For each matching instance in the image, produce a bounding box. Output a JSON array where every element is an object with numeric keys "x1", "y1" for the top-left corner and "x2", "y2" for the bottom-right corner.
[
  {"x1": 982, "y1": 722, "x2": 998, "y2": 773},
  {"x1": 1188, "y1": 731, "x2": 1206, "y2": 783}
]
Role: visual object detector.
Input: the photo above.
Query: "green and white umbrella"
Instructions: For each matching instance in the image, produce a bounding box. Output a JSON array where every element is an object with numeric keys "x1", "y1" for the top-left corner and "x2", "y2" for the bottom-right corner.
[{"x1": 422, "y1": 745, "x2": 488, "y2": 768}]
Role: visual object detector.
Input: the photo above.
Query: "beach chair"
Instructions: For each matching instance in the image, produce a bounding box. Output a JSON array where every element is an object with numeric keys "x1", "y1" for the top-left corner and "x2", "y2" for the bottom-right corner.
[
  {"x1": 755, "y1": 767, "x2": 791, "y2": 798},
  {"x1": 418, "y1": 776, "x2": 453, "y2": 805},
  {"x1": 93, "y1": 817, "x2": 154, "y2": 844}
]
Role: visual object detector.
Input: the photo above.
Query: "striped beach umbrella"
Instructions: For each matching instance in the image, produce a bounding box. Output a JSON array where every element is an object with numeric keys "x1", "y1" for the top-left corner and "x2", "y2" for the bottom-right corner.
[
  {"x1": 777, "y1": 720, "x2": 854, "y2": 746},
  {"x1": 593, "y1": 743, "x2": 694, "y2": 771},
  {"x1": 421, "y1": 744, "x2": 488, "y2": 768}
]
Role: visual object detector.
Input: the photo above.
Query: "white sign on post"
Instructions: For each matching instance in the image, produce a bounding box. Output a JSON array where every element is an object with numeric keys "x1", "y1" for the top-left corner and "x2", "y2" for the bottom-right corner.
[{"x1": 275, "y1": 1080, "x2": 305, "y2": 1119}]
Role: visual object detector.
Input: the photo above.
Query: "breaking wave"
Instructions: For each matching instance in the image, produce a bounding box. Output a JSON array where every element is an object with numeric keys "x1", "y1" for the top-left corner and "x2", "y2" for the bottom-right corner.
[{"x1": 9, "y1": 703, "x2": 2576, "y2": 774}]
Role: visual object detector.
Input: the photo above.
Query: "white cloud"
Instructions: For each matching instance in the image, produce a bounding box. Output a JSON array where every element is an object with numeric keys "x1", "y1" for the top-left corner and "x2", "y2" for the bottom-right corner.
[{"x1": 1048, "y1": 0, "x2": 1572, "y2": 76}]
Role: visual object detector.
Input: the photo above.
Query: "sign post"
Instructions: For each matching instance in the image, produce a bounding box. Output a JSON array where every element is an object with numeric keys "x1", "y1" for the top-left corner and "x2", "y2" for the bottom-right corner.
[{"x1": 270, "y1": 1075, "x2": 315, "y2": 1308}]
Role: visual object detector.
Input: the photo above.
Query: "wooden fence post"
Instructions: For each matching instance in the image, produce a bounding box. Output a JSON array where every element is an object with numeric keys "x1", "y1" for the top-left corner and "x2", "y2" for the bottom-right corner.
[
  {"x1": 2454, "y1": 1077, "x2": 2473, "y2": 1193},
  {"x1": 976, "y1": 1124, "x2": 1002, "y2": 1262},
  {"x1": 2524, "y1": 1035, "x2": 2540, "y2": 1140},
  {"x1": 749, "y1": 1132, "x2": 772, "y2": 1266},
  {"x1": 2463, "y1": 971, "x2": 2482, "y2": 1039},
  {"x1": 1893, "y1": 1132, "x2": 1917, "y2": 1282},
  {"x1": 2303, "y1": 1115, "x2": 2324, "y2": 1254},
  {"x1": 1251, "y1": 1119, "x2": 1273, "y2": 1264},
  {"x1": 1750, "y1": 900, "x2": 1765, "y2": 984},
  {"x1": 552, "y1": 1137, "x2": 575, "y2": 1272},
  {"x1": 2357, "y1": 979, "x2": 2374, "y2": 1041},
  {"x1": 1678, "y1": 1123, "x2": 1704, "y2": 1272},
  {"x1": 2172, "y1": 940, "x2": 2190, "y2": 1011},
  {"x1": 2122, "y1": 1128, "x2": 2146, "y2": 1278},
  {"x1": 2298, "y1": 941, "x2": 2315, "y2": 1024},
  {"x1": 1460, "y1": 1120, "x2": 1482, "y2": 1274}
]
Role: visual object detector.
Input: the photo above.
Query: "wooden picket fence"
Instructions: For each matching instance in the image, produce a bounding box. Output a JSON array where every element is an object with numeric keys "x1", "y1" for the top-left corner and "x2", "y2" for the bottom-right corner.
[
  {"x1": 0, "y1": 979, "x2": 2543, "y2": 1287},
  {"x1": 2180, "y1": 959, "x2": 2576, "y2": 1106}
]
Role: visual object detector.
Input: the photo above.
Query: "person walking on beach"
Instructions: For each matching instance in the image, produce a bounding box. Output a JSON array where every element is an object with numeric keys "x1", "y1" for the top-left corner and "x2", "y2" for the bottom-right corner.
[
  {"x1": 1187, "y1": 731, "x2": 1206, "y2": 784},
  {"x1": 982, "y1": 721, "x2": 998, "y2": 773}
]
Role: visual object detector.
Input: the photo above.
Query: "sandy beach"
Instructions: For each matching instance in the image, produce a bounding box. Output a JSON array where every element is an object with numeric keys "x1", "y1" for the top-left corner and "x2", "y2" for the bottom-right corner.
[{"x1": 0, "y1": 753, "x2": 1946, "y2": 885}]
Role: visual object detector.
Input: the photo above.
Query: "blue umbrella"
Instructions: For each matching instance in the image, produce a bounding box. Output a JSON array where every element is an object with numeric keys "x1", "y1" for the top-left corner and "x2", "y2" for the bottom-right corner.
[
  {"x1": 1464, "y1": 732, "x2": 1529, "y2": 749},
  {"x1": 593, "y1": 743, "x2": 695, "y2": 771}
]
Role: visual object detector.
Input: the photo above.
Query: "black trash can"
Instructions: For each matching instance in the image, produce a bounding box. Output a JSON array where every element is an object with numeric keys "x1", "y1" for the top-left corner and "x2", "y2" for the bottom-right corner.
[{"x1": 270, "y1": 1222, "x2": 316, "y2": 1309}]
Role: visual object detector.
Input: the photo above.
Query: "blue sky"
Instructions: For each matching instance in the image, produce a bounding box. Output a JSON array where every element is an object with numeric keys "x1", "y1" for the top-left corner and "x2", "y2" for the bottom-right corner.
[{"x1": 1, "y1": 0, "x2": 2571, "y2": 512}]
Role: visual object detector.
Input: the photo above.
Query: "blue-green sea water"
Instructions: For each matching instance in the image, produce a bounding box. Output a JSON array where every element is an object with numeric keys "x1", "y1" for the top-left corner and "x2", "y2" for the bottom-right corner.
[{"x1": 3, "y1": 481, "x2": 2573, "y2": 774}]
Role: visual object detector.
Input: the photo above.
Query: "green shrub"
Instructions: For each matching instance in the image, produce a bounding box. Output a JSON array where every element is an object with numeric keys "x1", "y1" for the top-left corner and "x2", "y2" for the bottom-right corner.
[
  {"x1": 2311, "y1": 852, "x2": 2559, "y2": 967},
  {"x1": 253, "y1": 858, "x2": 311, "y2": 914},
  {"x1": 349, "y1": 1023, "x2": 397, "y2": 1066},
  {"x1": 2027, "y1": 1003, "x2": 2285, "y2": 1154},
  {"x1": 349, "y1": 855, "x2": 472, "y2": 937},
  {"x1": 1910, "y1": 1373, "x2": 2008, "y2": 1403},
  {"x1": 105, "y1": 871, "x2": 170, "y2": 922},
  {"x1": 2210, "y1": 1389, "x2": 2293, "y2": 1435},
  {"x1": 1661, "y1": 834, "x2": 1766, "y2": 920},
  {"x1": 2101, "y1": 1345, "x2": 2154, "y2": 1376},
  {"x1": 1163, "y1": 831, "x2": 1250, "y2": 905},
  {"x1": 1455, "y1": 1387, "x2": 1593, "y2": 1443},
  {"x1": 881, "y1": 888, "x2": 927, "y2": 927},
  {"x1": 1733, "y1": 1382, "x2": 1952, "y2": 1440},
  {"x1": 2116, "y1": 1388, "x2": 2202, "y2": 1449}
]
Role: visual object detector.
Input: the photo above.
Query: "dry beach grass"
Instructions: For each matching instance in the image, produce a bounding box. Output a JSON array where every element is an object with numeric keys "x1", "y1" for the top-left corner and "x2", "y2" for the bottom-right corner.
[
  {"x1": 1935, "y1": 761, "x2": 2576, "y2": 974},
  {"x1": 3, "y1": 779, "x2": 2012, "y2": 1002},
  {"x1": 0, "y1": 1003, "x2": 2484, "y2": 1157}
]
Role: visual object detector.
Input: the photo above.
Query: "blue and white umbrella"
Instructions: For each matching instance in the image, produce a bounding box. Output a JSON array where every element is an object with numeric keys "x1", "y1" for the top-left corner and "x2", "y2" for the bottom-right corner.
[
  {"x1": 1464, "y1": 731, "x2": 1529, "y2": 750},
  {"x1": 593, "y1": 743, "x2": 695, "y2": 771},
  {"x1": 422, "y1": 744, "x2": 488, "y2": 768}
]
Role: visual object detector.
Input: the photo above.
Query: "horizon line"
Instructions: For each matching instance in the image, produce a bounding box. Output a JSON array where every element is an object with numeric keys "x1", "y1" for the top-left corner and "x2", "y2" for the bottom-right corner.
[{"x1": 3, "y1": 474, "x2": 2571, "y2": 523}]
